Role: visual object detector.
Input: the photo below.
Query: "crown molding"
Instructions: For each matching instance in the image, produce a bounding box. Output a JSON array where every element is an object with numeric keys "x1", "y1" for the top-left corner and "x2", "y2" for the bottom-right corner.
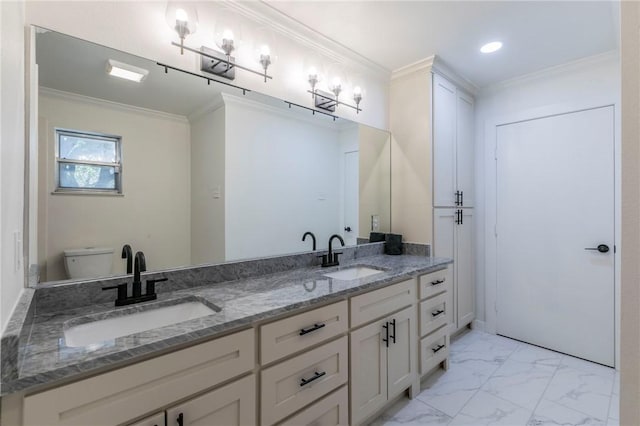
[
  {"x1": 480, "y1": 50, "x2": 619, "y2": 95},
  {"x1": 39, "y1": 87, "x2": 189, "y2": 124},
  {"x1": 187, "y1": 94, "x2": 226, "y2": 123},
  {"x1": 223, "y1": 0, "x2": 391, "y2": 82},
  {"x1": 391, "y1": 55, "x2": 478, "y2": 95},
  {"x1": 391, "y1": 55, "x2": 435, "y2": 81},
  {"x1": 431, "y1": 56, "x2": 479, "y2": 96}
]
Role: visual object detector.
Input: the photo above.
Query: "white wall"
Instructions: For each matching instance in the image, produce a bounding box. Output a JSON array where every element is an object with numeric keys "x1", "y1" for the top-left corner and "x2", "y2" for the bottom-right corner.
[
  {"x1": 24, "y1": 1, "x2": 389, "y2": 130},
  {"x1": 38, "y1": 91, "x2": 191, "y2": 281},
  {"x1": 0, "y1": 0, "x2": 26, "y2": 330},
  {"x1": 190, "y1": 102, "x2": 225, "y2": 265},
  {"x1": 224, "y1": 95, "x2": 342, "y2": 259},
  {"x1": 475, "y1": 52, "x2": 621, "y2": 332}
]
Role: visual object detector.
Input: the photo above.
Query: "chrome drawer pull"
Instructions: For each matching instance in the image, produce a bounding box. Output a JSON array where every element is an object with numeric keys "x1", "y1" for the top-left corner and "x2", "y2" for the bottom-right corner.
[
  {"x1": 431, "y1": 279, "x2": 445, "y2": 286},
  {"x1": 431, "y1": 309, "x2": 445, "y2": 317},
  {"x1": 299, "y1": 323, "x2": 326, "y2": 336},
  {"x1": 432, "y1": 344, "x2": 446, "y2": 353},
  {"x1": 300, "y1": 371, "x2": 326, "y2": 387}
]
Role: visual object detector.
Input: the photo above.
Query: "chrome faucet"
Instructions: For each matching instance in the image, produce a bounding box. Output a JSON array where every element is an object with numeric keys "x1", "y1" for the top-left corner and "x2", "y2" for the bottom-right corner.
[
  {"x1": 320, "y1": 234, "x2": 345, "y2": 267},
  {"x1": 103, "y1": 251, "x2": 167, "y2": 306}
]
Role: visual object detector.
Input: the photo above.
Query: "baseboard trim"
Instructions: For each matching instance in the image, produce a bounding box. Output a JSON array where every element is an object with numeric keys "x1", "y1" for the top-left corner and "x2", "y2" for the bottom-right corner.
[{"x1": 472, "y1": 320, "x2": 486, "y2": 332}]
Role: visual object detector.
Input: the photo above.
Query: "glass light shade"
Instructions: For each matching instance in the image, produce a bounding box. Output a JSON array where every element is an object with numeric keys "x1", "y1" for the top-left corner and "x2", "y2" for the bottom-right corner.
[{"x1": 165, "y1": 2, "x2": 198, "y2": 39}]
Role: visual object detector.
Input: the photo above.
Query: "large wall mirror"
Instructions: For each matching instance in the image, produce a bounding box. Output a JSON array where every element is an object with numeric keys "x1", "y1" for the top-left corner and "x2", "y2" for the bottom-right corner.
[{"x1": 29, "y1": 27, "x2": 391, "y2": 284}]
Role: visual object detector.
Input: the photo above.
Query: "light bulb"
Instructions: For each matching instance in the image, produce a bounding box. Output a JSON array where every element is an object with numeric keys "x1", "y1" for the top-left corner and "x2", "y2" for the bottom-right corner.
[
  {"x1": 175, "y1": 8, "x2": 188, "y2": 22},
  {"x1": 331, "y1": 77, "x2": 341, "y2": 89},
  {"x1": 222, "y1": 29, "x2": 234, "y2": 41},
  {"x1": 353, "y1": 86, "x2": 362, "y2": 96},
  {"x1": 260, "y1": 45, "x2": 271, "y2": 56},
  {"x1": 308, "y1": 66, "x2": 318, "y2": 77}
]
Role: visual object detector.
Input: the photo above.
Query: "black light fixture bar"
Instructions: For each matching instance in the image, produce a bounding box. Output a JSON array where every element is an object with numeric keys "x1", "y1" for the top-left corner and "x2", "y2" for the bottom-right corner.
[
  {"x1": 157, "y1": 62, "x2": 252, "y2": 95},
  {"x1": 171, "y1": 42, "x2": 273, "y2": 82},
  {"x1": 284, "y1": 101, "x2": 339, "y2": 121},
  {"x1": 307, "y1": 90, "x2": 362, "y2": 113}
]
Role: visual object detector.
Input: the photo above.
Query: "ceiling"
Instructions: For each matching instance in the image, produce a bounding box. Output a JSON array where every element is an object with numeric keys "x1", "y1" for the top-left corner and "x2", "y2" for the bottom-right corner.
[{"x1": 264, "y1": 1, "x2": 619, "y2": 88}]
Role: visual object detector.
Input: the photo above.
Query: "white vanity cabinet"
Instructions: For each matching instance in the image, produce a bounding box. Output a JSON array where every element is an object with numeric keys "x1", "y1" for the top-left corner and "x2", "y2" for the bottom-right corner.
[
  {"x1": 22, "y1": 329, "x2": 255, "y2": 426},
  {"x1": 349, "y1": 280, "x2": 418, "y2": 425},
  {"x1": 433, "y1": 72, "x2": 475, "y2": 208},
  {"x1": 165, "y1": 374, "x2": 256, "y2": 426},
  {"x1": 418, "y1": 267, "x2": 452, "y2": 376},
  {"x1": 434, "y1": 209, "x2": 475, "y2": 331}
]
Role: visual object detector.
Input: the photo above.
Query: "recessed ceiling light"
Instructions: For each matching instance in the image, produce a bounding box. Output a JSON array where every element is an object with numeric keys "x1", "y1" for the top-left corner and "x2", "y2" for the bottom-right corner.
[
  {"x1": 106, "y1": 59, "x2": 149, "y2": 83},
  {"x1": 480, "y1": 41, "x2": 503, "y2": 54}
]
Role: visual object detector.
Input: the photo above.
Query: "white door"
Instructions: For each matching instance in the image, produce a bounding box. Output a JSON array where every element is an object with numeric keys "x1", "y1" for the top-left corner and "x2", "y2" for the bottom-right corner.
[
  {"x1": 496, "y1": 106, "x2": 615, "y2": 366},
  {"x1": 344, "y1": 151, "x2": 359, "y2": 245}
]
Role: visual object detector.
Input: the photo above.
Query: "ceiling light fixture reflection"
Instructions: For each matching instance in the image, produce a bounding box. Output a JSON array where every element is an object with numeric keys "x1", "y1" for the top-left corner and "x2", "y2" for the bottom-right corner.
[
  {"x1": 480, "y1": 41, "x2": 503, "y2": 53},
  {"x1": 106, "y1": 60, "x2": 149, "y2": 82}
]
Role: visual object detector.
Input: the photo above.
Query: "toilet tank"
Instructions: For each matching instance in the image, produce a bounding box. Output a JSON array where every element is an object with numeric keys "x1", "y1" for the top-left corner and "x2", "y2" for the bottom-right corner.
[{"x1": 63, "y1": 247, "x2": 114, "y2": 279}]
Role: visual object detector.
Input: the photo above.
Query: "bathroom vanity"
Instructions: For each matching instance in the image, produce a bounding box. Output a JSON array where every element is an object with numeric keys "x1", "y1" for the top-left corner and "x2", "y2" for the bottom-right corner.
[{"x1": 0, "y1": 245, "x2": 452, "y2": 426}]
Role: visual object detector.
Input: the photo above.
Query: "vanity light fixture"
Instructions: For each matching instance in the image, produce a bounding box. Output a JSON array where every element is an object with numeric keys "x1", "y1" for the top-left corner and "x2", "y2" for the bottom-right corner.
[
  {"x1": 171, "y1": 28, "x2": 273, "y2": 82},
  {"x1": 308, "y1": 67, "x2": 319, "y2": 98},
  {"x1": 166, "y1": 2, "x2": 198, "y2": 55},
  {"x1": 480, "y1": 41, "x2": 503, "y2": 53},
  {"x1": 106, "y1": 59, "x2": 149, "y2": 83},
  {"x1": 259, "y1": 45, "x2": 272, "y2": 83},
  {"x1": 307, "y1": 74, "x2": 363, "y2": 114}
]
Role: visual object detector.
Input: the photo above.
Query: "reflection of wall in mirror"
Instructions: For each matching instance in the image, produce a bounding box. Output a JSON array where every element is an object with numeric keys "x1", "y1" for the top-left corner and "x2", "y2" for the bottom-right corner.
[
  {"x1": 359, "y1": 125, "x2": 392, "y2": 239},
  {"x1": 222, "y1": 95, "x2": 345, "y2": 260},
  {"x1": 38, "y1": 90, "x2": 191, "y2": 281}
]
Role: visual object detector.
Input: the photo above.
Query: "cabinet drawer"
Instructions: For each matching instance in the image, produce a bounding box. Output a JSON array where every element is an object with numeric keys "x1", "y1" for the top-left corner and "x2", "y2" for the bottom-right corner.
[
  {"x1": 419, "y1": 293, "x2": 449, "y2": 337},
  {"x1": 261, "y1": 301, "x2": 348, "y2": 365},
  {"x1": 350, "y1": 279, "x2": 415, "y2": 327},
  {"x1": 420, "y1": 326, "x2": 449, "y2": 375},
  {"x1": 23, "y1": 329, "x2": 255, "y2": 426},
  {"x1": 279, "y1": 386, "x2": 348, "y2": 426},
  {"x1": 261, "y1": 336, "x2": 348, "y2": 426},
  {"x1": 419, "y1": 268, "x2": 450, "y2": 300}
]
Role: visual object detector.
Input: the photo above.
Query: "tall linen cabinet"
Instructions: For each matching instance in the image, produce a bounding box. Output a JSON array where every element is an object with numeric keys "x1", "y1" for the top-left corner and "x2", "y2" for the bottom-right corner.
[{"x1": 390, "y1": 57, "x2": 475, "y2": 336}]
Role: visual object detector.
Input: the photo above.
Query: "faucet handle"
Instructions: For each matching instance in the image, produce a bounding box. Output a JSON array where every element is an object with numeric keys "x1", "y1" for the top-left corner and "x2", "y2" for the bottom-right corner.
[
  {"x1": 102, "y1": 283, "x2": 128, "y2": 304},
  {"x1": 317, "y1": 254, "x2": 329, "y2": 267},
  {"x1": 145, "y1": 277, "x2": 168, "y2": 296},
  {"x1": 333, "y1": 252, "x2": 343, "y2": 264}
]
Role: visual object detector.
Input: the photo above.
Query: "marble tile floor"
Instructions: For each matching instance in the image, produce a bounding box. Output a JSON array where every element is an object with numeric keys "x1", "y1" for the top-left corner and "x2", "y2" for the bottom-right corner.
[{"x1": 370, "y1": 329, "x2": 619, "y2": 426}]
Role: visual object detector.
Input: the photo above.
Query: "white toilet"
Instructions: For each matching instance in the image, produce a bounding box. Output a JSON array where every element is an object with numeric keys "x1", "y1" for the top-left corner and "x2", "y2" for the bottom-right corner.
[{"x1": 63, "y1": 247, "x2": 114, "y2": 279}]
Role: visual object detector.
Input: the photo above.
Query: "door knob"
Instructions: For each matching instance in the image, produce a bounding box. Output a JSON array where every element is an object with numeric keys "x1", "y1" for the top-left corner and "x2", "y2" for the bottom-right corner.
[
  {"x1": 344, "y1": 226, "x2": 352, "y2": 232},
  {"x1": 584, "y1": 244, "x2": 610, "y2": 253}
]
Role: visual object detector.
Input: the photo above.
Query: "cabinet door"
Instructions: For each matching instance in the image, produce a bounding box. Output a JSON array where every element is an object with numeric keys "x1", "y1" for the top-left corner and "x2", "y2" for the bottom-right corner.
[
  {"x1": 456, "y1": 209, "x2": 475, "y2": 329},
  {"x1": 456, "y1": 90, "x2": 475, "y2": 207},
  {"x1": 432, "y1": 73, "x2": 458, "y2": 207},
  {"x1": 434, "y1": 208, "x2": 457, "y2": 329},
  {"x1": 350, "y1": 318, "x2": 388, "y2": 425},
  {"x1": 387, "y1": 306, "x2": 417, "y2": 399},
  {"x1": 128, "y1": 412, "x2": 165, "y2": 426},
  {"x1": 165, "y1": 374, "x2": 255, "y2": 426}
]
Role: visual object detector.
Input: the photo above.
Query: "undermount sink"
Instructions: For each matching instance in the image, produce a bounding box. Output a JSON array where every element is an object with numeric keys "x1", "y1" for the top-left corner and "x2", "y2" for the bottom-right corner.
[
  {"x1": 323, "y1": 266, "x2": 384, "y2": 280},
  {"x1": 64, "y1": 300, "x2": 220, "y2": 348}
]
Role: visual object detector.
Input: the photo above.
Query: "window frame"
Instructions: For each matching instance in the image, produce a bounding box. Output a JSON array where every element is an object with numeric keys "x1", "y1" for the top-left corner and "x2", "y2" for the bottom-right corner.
[{"x1": 54, "y1": 128, "x2": 123, "y2": 195}]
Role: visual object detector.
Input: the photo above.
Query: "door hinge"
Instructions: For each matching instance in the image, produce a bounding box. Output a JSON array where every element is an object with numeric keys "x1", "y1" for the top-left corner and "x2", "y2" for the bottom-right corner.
[
  {"x1": 494, "y1": 146, "x2": 498, "y2": 161},
  {"x1": 614, "y1": 245, "x2": 617, "y2": 253},
  {"x1": 494, "y1": 224, "x2": 498, "y2": 237}
]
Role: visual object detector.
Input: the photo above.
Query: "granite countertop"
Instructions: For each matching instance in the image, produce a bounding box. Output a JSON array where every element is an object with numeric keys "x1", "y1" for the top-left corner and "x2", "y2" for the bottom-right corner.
[{"x1": 1, "y1": 254, "x2": 451, "y2": 395}]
